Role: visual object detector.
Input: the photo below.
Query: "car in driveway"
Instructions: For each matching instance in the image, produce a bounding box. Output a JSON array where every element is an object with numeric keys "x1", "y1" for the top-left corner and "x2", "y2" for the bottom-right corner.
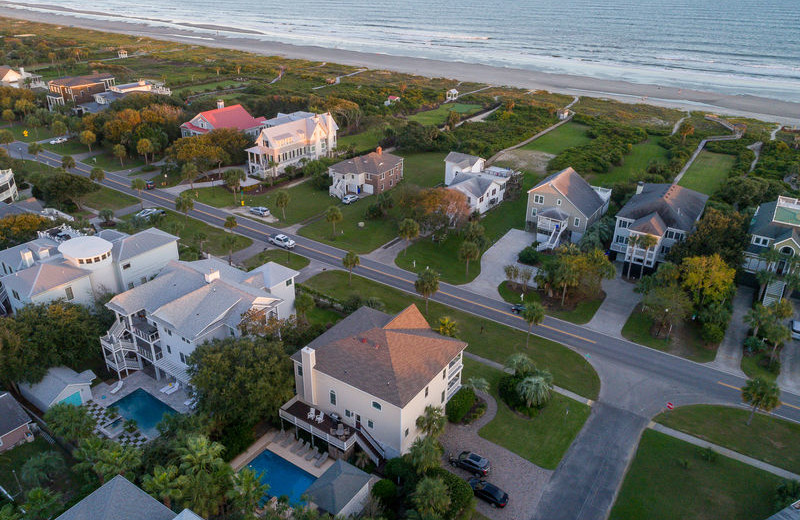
[
  {"x1": 250, "y1": 206, "x2": 271, "y2": 217},
  {"x1": 791, "y1": 320, "x2": 800, "y2": 341},
  {"x1": 341, "y1": 194, "x2": 359, "y2": 205},
  {"x1": 449, "y1": 451, "x2": 490, "y2": 476},
  {"x1": 268, "y1": 233, "x2": 295, "y2": 249},
  {"x1": 468, "y1": 478, "x2": 508, "y2": 508},
  {"x1": 49, "y1": 137, "x2": 68, "y2": 145}
]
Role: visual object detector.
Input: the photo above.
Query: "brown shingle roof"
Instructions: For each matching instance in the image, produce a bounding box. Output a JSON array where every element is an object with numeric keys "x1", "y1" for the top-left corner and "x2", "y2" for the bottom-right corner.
[
  {"x1": 49, "y1": 73, "x2": 115, "y2": 88},
  {"x1": 329, "y1": 150, "x2": 403, "y2": 177}
]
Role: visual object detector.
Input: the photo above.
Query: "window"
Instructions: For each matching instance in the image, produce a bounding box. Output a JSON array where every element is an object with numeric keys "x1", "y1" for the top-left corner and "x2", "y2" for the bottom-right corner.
[
  {"x1": 64, "y1": 286, "x2": 74, "y2": 300},
  {"x1": 140, "y1": 277, "x2": 147, "y2": 285},
  {"x1": 556, "y1": 198, "x2": 562, "y2": 206},
  {"x1": 425, "y1": 387, "x2": 429, "y2": 397},
  {"x1": 665, "y1": 230, "x2": 675, "y2": 240},
  {"x1": 372, "y1": 401, "x2": 382, "y2": 411},
  {"x1": 443, "y1": 369, "x2": 446, "y2": 380},
  {"x1": 574, "y1": 217, "x2": 580, "y2": 227},
  {"x1": 166, "y1": 345, "x2": 171, "y2": 354},
  {"x1": 94, "y1": 257, "x2": 100, "y2": 263},
  {"x1": 530, "y1": 208, "x2": 538, "y2": 217},
  {"x1": 127, "y1": 282, "x2": 134, "y2": 289},
  {"x1": 491, "y1": 189, "x2": 496, "y2": 196},
  {"x1": 615, "y1": 235, "x2": 628, "y2": 245},
  {"x1": 345, "y1": 409, "x2": 351, "y2": 418},
  {"x1": 286, "y1": 279, "x2": 293, "y2": 286},
  {"x1": 479, "y1": 196, "x2": 484, "y2": 203},
  {"x1": 122, "y1": 263, "x2": 131, "y2": 270},
  {"x1": 297, "y1": 365, "x2": 303, "y2": 376},
  {"x1": 367, "y1": 419, "x2": 374, "y2": 429},
  {"x1": 86, "y1": 258, "x2": 93, "y2": 264},
  {"x1": 167, "y1": 329, "x2": 172, "y2": 336},
  {"x1": 441, "y1": 391, "x2": 445, "y2": 403},
  {"x1": 180, "y1": 352, "x2": 186, "y2": 364},
  {"x1": 533, "y1": 194, "x2": 544, "y2": 204},
  {"x1": 405, "y1": 428, "x2": 409, "y2": 438},
  {"x1": 330, "y1": 390, "x2": 336, "y2": 406},
  {"x1": 11, "y1": 289, "x2": 19, "y2": 300},
  {"x1": 78, "y1": 259, "x2": 84, "y2": 264},
  {"x1": 618, "y1": 220, "x2": 630, "y2": 229}
]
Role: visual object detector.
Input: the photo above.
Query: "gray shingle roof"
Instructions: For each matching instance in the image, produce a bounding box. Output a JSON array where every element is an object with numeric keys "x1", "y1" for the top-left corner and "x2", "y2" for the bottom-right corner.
[
  {"x1": 55, "y1": 475, "x2": 177, "y2": 520},
  {"x1": 0, "y1": 392, "x2": 31, "y2": 437},
  {"x1": 445, "y1": 152, "x2": 482, "y2": 169},
  {"x1": 2, "y1": 260, "x2": 90, "y2": 299},
  {"x1": 112, "y1": 228, "x2": 178, "y2": 262},
  {"x1": 617, "y1": 183, "x2": 708, "y2": 233},
  {"x1": 448, "y1": 175, "x2": 496, "y2": 199},
  {"x1": 329, "y1": 151, "x2": 403, "y2": 177},
  {"x1": 246, "y1": 261, "x2": 299, "y2": 288},
  {"x1": 530, "y1": 167, "x2": 604, "y2": 218},
  {"x1": 18, "y1": 366, "x2": 95, "y2": 408},
  {"x1": 767, "y1": 501, "x2": 800, "y2": 520},
  {"x1": 304, "y1": 460, "x2": 371, "y2": 515},
  {"x1": 630, "y1": 213, "x2": 667, "y2": 236}
]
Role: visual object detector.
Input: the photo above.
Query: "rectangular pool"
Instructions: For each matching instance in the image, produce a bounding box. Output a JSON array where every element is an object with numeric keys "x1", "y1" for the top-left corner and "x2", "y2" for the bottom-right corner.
[
  {"x1": 247, "y1": 449, "x2": 316, "y2": 505},
  {"x1": 112, "y1": 388, "x2": 177, "y2": 438}
]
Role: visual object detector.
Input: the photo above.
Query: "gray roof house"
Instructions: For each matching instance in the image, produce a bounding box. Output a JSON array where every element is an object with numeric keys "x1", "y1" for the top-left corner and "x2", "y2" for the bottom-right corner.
[
  {"x1": 18, "y1": 366, "x2": 96, "y2": 412},
  {"x1": 0, "y1": 392, "x2": 33, "y2": 453},
  {"x1": 305, "y1": 459, "x2": 373, "y2": 517},
  {"x1": 443, "y1": 151, "x2": 516, "y2": 215},
  {"x1": 526, "y1": 167, "x2": 612, "y2": 250},
  {"x1": 55, "y1": 475, "x2": 202, "y2": 520},
  {"x1": 610, "y1": 182, "x2": 708, "y2": 270},
  {"x1": 767, "y1": 500, "x2": 800, "y2": 520}
]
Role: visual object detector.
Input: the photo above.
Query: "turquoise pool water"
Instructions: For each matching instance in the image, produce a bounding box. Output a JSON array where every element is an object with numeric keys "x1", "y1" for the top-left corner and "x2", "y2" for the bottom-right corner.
[
  {"x1": 247, "y1": 449, "x2": 316, "y2": 505},
  {"x1": 113, "y1": 388, "x2": 177, "y2": 438}
]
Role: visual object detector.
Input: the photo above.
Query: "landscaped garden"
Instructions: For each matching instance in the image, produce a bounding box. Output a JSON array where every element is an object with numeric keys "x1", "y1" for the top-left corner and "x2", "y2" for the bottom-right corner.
[{"x1": 678, "y1": 150, "x2": 736, "y2": 195}]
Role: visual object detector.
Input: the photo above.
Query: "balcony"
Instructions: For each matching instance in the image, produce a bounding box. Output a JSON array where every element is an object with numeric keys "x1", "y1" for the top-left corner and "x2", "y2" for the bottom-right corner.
[
  {"x1": 100, "y1": 336, "x2": 136, "y2": 354},
  {"x1": 131, "y1": 317, "x2": 159, "y2": 343},
  {"x1": 279, "y1": 396, "x2": 357, "y2": 453},
  {"x1": 104, "y1": 353, "x2": 141, "y2": 372}
]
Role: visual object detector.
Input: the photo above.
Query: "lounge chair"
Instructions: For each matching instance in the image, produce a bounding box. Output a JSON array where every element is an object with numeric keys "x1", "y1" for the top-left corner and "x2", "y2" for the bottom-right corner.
[
  {"x1": 159, "y1": 383, "x2": 174, "y2": 393},
  {"x1": 298, "y1": 443, "x2": 311, "y2": 457},
  {"x1": 109, "y1": 380, "x2": 123, "y2": 394},
  {"x1": 314, "y1": 452, "x2": 329, "y2": 467},
  {"x1": 289, "y1": 439, "x2": 305, "y2": 453},
  {"x1": 307, "y1": 407, "x2": 316, "y2": 420},
  {"x1": 271, "y1": 430, "x2": 286, "y2": 444},
  {"x1": 165, "y1": 382, "x2": 180, "y2": 395},
  {"x1": 315, "y1": 411, "x2": 324, "y2": 424},
  {"x1": 305, "y1": 447, "x2": 319, "y2": 461},
  {"x1": 280, "y1": 434, "x2": 295, "y2": 448}
]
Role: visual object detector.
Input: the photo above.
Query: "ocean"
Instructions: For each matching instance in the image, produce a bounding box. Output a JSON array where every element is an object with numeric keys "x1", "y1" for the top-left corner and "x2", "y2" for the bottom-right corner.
[{"x1": 7, "y1": 0, "x2": 800, "y2": 102}]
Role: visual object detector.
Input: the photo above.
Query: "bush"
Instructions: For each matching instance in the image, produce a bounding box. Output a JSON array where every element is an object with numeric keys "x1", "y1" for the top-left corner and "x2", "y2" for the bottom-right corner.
[
  {"x1": 216, "y1": 421, "x2": 255, "y2": 461},
  {"x1": 701, "y1": 323, "x2": 724, "y2": 345},
  {"x1": 445, "y1": 387, "x2": 475, "y2": 423},
  {"x1": 429, "y1": 467, "x2": 476, "y2": 519},
  {"x1": 465, "y1": 400, "x2": 487, "y2": 423},
  {"x1": 371, "y1": 479, "x2": 397, "y2": 506},
  {"x1": 384, "y1": 456, "x2": 418, "y2": 489},
  {"x1": 141, "y1": 164, "x2": 157, "y2": 172},
  {"x1": 365, "y1": 203, "x2": 383, "y2": 220},
  {"x1": 311, "y1": 173, "x2": 332, "y2": 191},
  {"x1": 498, "y1": 374, "x2": 525, "y2": 410},
  {"x1": 518, "y1": 245, "x2": 540, "y2": 265}
]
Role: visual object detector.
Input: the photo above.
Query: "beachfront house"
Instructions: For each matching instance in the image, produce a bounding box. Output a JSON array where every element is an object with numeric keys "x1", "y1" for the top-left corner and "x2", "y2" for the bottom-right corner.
[
  {"x1": 118, "y1": 49, "x2": 128, "y2": 59},
  {"x1": 281, "y1": 304, "x2": 466, "y2": 463},
  {"x1": 0, "y1": 168, "x2": 19, "y2": 204},
  {"x1": 19, "y1": 366, "x2": 96, "y2": 412},
  {"x1": 384, "y1": 95, "x2": 400, "y2": 106},
  {"x1": 55, "y1": 475, "x2": 203, "y2": 520},
  {"x1": 101, "y1": 258, "x2": 298, "y2": 384},
  {"x1": 0, "y1": 65, "x2": 43, "y2": 89},
  {"x1": 328, "y1": 147, "x2": 404, "y2": 199},
  {"x1": 76, "y1": 79, "x2": 172, "y2": 114},
  {"x1": 610, "y1": 182, "x2": 708, "y2": 273},
  {"x1": 0, "y1": 226, "x2": 179, "y2": 314},
  {"x1": 0, "y1": 392, "x2": 34, "y2": 453},
  {"x1": 246, "y1": 111, "x2": 338, "y2": 178},
  {"x1": 742, "y1": 196, "x2": 800, "y2": 304},
  {"x1": 443, "y1": 151, "x2": 516, "y2": 214},
  {"x1": 47, "y1": 73, "x2": 115, "y2": 109},
  {"x1": 526, "y1": 167, "x2": 611, "y2": 250},
  {"x1": 180, "y1": 100, "x2": 266, "y2": 138}
]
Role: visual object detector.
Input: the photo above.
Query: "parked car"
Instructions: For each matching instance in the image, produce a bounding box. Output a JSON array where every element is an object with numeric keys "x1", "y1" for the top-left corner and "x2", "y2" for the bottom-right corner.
[
  {"x1": 510, "y1": 303, "x2": 525, "y2": 314},
  {"x1": 342, "y1": 194, "x2": 359, "y2": 205},
  {"x1": 791, "y1": 320, "x2": 800, "y2": 341},
  {"x1": 468, "y1": 478, "x2": 508, "y2": 508},
  {"x1": 145, "y1": 180, "x2": 155, "y2": 190},
  {"x1": 134, "y1": 208, "x2": 165, "y2": 220},
  {"x1": 49, "y1": 137, "x2": 68, "y2": 144},
  {"x1": 250, "y1": 206, "x2": 271, "y2": 217},
  {"x1": 269, "y1": 233, "x2": 296, "y2": 249},
  {"x1": 449, "y1": 451, "x2": 490, "y2": 476}
]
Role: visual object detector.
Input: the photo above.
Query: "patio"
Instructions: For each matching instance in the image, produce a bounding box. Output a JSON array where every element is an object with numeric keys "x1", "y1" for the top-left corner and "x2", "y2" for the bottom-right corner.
[{"x1": 91, "y1": 370, "x2": 193, "y2": 415}]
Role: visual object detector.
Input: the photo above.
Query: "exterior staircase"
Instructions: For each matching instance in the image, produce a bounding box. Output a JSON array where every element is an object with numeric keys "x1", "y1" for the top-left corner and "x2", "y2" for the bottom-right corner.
[
  {"x1": 763, "y1": 279, "x2": 786, "y2": 306},
  {"x1": 355, "y1": 428, "x2": 385, "y2": 465},
  {"x1": 537, "y1": 224, "x2": 566, "y2": 252},
  {"x1": 329, "y1": 179, "x2": 346, "y2": 199}
]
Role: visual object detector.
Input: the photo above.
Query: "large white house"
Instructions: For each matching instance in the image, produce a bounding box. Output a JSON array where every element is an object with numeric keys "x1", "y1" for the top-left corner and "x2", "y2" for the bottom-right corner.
[
  {"x1": 0, "y1": 226, "x2": 179, "y2": 314},
  {"x1": 281, "y1": 304, "x2": 466, "y2": 463},
  {"x1": 0, "y1": 65, "x2": 44, "y2": 88},
  {"x1": 0, "y1": 169, "x2": 19, "y2": 204},
  {"x1": 246, "y1": 111, "x2": 338, "y2": 178},
  {"x1": 101, "y1": 258, "x2": 298, "y2": 384},
  {"x1": 443, "y1": 152, "x2": 516, "y2": 214}
]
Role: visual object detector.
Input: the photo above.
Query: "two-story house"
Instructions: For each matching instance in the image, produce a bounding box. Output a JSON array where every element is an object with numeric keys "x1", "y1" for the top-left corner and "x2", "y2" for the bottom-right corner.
[
  {"x1": 281, "y1": 304, "x2": 466, "y2": 463},
  {"x1": 47, "y1": 73, "x2": 115, "y2": 110},
  {"x1": 0, "y1": 226, "x2": 178, "y2": 314},
  {"x1": 101, "y1": 258, "x2": 298, "y2": 384},
  {"x1": 443, "y1": 152, "x2": 516, "y2": 214},
  {"x1": 0, "y1": 169, "x2": 18, "y2": 204},
  {"x1": 180, "y1": 100, "x2": 266, "y2": 138},
  {"x1": 610, "y1": 182, "x2": 708, "y2": 272},
  {"x1": 743, "y1": 196, "x2": 800, "y2": 304},
  {"x1": 0, "y1": 65, "x2": 43, "y2": 89},
  {"x1": 0, "y1": 392, "x2": 33, "y2": 453},
  {"x1": 246, "y1": 111, "x2": 338, "y2": 178},
  {"x1": 328, "y1": 148, "x2": 404, "y2": 199},
  {"x1": 526, "y1": 167, "x2": 612, "y2": 250}
]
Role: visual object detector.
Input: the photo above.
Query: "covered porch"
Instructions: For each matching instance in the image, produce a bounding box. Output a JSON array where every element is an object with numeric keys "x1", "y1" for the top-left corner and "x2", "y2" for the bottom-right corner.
[{"x1": 535, "y1": 208, "x2": 570, "y2": 251}]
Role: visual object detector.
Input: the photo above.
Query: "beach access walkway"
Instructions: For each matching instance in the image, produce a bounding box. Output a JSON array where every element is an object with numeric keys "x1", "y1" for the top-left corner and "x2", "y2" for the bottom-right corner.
[{"x1": 672, "y1": 114, "x2": 743, "y2": 184}]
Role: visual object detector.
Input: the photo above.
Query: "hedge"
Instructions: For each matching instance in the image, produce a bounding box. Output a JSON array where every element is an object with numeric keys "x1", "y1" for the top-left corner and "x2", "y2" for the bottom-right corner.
[
  {"x1": 429, "y1": 467, "x2": 476, "y2": 519},
  {"x1": 446, "y1": 387, "x2": 475, "y2": 423}
]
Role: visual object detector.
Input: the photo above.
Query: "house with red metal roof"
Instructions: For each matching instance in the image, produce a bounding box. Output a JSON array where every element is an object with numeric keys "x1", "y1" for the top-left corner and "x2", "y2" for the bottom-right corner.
[{"x1": 180, "y1": 100, "x2": 266, "y2": 138}]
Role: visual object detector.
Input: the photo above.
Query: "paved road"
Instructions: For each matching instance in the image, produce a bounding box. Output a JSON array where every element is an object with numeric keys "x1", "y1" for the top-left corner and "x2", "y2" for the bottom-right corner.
[{"x1": 14, "y1": 141, "x2": 800, "y2": 519}]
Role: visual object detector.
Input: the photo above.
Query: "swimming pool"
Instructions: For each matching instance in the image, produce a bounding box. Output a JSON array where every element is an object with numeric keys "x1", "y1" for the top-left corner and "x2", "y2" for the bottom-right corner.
[
  {"x1": 247, "y1": 449, "x2": 316, "y2": 505},
  {"x1": 112, "y1": 388, "x2": 177, "y2": 438}
]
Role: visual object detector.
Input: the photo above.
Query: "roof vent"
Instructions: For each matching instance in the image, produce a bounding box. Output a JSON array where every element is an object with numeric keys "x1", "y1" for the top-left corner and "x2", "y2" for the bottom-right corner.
[{"x1": 636, "y1": 181, "x2": 644, "y2": 195}]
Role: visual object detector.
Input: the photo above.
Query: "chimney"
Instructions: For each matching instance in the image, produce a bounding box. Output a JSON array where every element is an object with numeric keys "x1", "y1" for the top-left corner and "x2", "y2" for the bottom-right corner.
[
  {"x1": 19, "y1": 67, "x2": 24, "y2": 76},
  {"x1": 300, "y1": 347, "x2": 316, "y2": 403},
  {"x1": 376, "y1": 146, "x2": 382, "y2": 155},
  {"x1": 636, "y1": 181, "x2": 644, "y2": 195},
  {"x1": 204, "y1": 269, "x2": 220, "y2": 283},
  {"x1": 20, "y1": 250, "x2": 33, "y2": 268},
  {"x1": 216, "y1": 99, "x2": 224, "y2": 110}
]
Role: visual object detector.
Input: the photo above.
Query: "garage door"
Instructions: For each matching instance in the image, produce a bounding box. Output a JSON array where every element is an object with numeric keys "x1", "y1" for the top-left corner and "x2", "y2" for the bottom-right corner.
[{"x1": 59, "y1": 391, "x2": 82, "y2": 406}]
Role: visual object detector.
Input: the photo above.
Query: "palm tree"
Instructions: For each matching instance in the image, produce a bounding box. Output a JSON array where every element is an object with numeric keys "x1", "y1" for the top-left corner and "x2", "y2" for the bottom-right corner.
[
  {"x1": 223, "y1": 168, "x2": 245, "y2": 204},
  {"x1": 517, "y1": 370, "x2": 554, "y2": 408},
  {"x1": 555, "y1": 258, "x2": 580, "y2": 306},
  {"x1": 763, "y1": 320, "x2": 791, "y2": 363},
  {"x1": 43, "y1": 402, "x2": 94, "y2": 443},
  {"x1": 275, "y1": 189, "x2": 290, "y2": 220},
  {"x1": 137, "y1": 138, "x2": 153, "y2": 165},
  {"x1": 678, "y1": 121, "x2": 695, "y2": 144},
  {"x1": 0, "y1": 129, "x2": 13, "y2": 156},
  {"x1": 90, "y1": 166, "x2": 105, "y2": 183},
  {"x1": 414, "y1": 268, "x2": 440, "y2": 314},
  {"x1": 462, "y1": 376, "x2": 490, "y2": 394},
  {"x1": 231, "y1": 467, "x2": 268, "y2": 518},
  {"x1": 27, "y1": 141, "x2": 43, "y2": 159},
  {"x1": 80, "y1": 129, "x2": 96, "y2": 152},
  {"x1": 61, "y1": 154, "x2": 76, "y2": 170},
  {"x1": 505, "y1": 353, "x2": 534, "y2": 378},
  {"x1": 458, "y1": 240, "x2": 480, "y2": 277},
  {"x1": 742, "y1": 377, "x2": 781, "y2": 425},
  {"x1": 21, "y1": 451, "x2": 65, "y2": 487},
  {"x1": 625, "y1": 234, "x2": 640, "y2": 279},
  {"x1": 342, "y1": 250, "x2": 360, "y2": 284},
  {"x1": 178, "y1": 435, "x2": 232, "y2": 518},
  {"x1": 408, "y1": 436, "x2": 442, "y2": 475},
  {"x1": 113, "y1": 143, "x2": 127, "y2": 168},
  {"x1": 294, "y1": 292, "x2": 315, "y2": 322},
  {"x1": 398, "y1": 218, "x2": 420, "y2": 255},
  {"x1": 636, "y1": 234, "x2": 658, "y2": 278},
  {"x1": 175, "y1": 192, "x2": 194, "y2": 222},
  {"x1": 24, "y1": 487, "x2": 62, "y2": 520},
  {"x1": 436, "y1": 316, "x2": 457, "y2": 337},
  {"x1": 94, "y1": 443, "x2": 142, "y2": 483},
  {"x1": 325, "y1": 205, "x2": 343, "y2": 238},
  {"x1": 353, "y1": 450, "x2": 371, "y2": 470},
  {"x1": 73, "y1": 437, "x2": 109, "y2": 482},
  {"x1": 131, "y1": 178, "x2": 146, "y2": 209},
  {"x1": 99, "y1": 208, "x2": 114, "y2": 224},
  {"x1": 143, "y1": 465, "x2": 185, "y2": 510},
  {"x1": 194, "y1": 232, "x2": 208, "y2": 254},
  {"x1": 521, "y1": 302, "x2": 545, "y2": 348},
  {"x1": 0, "y1": 503, "x2": 22, "y2": 520},
  {"x1": 415, "y1": 405, "x2": 446, "y2": 438},
  {"x1": 412, "y1": 477, "x2": 451, "y2": 518},
  {"x1": 745, "y1": 303, "x2": 771, "y2": 339}
]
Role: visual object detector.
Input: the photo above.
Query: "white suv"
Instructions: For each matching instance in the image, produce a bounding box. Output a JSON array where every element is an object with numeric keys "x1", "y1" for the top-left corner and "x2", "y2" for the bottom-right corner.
[
  {"x1": 250, "y1": 206, "x2": 271, "y2": 217},
  {"x1": 342, "y1": 194, "x2": 359, "y2": 204}
]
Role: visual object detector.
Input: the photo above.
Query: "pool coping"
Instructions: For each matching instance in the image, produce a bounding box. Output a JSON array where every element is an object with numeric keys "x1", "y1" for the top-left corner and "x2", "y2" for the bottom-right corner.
[{"x1": 232, "y1": 429, "x2": 334, "y2": 478}]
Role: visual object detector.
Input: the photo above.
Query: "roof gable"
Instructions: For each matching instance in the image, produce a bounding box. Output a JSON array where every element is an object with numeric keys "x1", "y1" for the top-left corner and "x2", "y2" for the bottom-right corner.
[
  {"x1": 384, "y1": 304, "x2": 430, "y2": 330},
  {"x1": 0, "y1": 392, "x2": 31, "y2": 436},
  {"x1": 617, "y1": 183, "x2": 708, "y2": 233},
  {"x1": 305, "y1": 460, "x2": 371, "y2": 514},
  {"x1": 55, "y1": 475, "x2": 177, "y2": 520},
  {"x1": 189, "y1": 105, "x2": 264, "y2": 132},
  {"x1": 529, "y1": 167, "x2": 603, "y2": 217}
]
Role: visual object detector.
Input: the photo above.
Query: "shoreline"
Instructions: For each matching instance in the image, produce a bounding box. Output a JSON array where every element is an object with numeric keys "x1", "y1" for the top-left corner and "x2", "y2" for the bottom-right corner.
[{"x1": 2, "y1": 5, "x2": 800, "y2": 124}]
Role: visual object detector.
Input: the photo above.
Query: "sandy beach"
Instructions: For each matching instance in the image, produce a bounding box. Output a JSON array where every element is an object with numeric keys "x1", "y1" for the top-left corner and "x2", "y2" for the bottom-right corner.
[{"x1": 2, "y1": 4, "x2": 800, "y2": 124}]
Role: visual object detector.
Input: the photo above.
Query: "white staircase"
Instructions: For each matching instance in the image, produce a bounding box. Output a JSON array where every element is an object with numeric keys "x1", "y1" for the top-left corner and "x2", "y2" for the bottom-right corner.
[
  {"x1": 763, "y1": 279, "x2": 786, "y2": 306},
  {"x1": 355, "y1": 428, "x2": 385, "y2": 465},
  {"x1": 329, "y1": 179, "x2": 346, "y2": 199},
  {"x1": 537, "y1": 225, "x2": 565, "y2": 252}
]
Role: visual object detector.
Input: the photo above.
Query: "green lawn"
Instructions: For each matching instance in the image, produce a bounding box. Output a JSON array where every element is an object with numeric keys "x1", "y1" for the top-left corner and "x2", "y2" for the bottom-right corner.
[
  {"x1": 338, "y1": 127, "x2": 385, "y2": 154},
  {"x1": 497, "y1": 282, "x2": 603, "y2": 325},
  {"x1": 408, "y1": 103, "x2": 482, "y2": 126},
  {"x1": 86, "y1": 151, "x2": 147, "y2": 172},
  {"x1": 42, "y1": 139, "x2": 91, "y2": 156},
  {"x1": 306, "y1": 305, "x2": 343, "y2": 328},
  {"x1": 123, "y1": 210, "x2": 252, "y2": 257},
  {"x1": 6, "y1": 124, "x2": 57, "y2": 142},
  {"x1": 463, "y1": 359, "x2": 590, "y2": 469},
  {"x1": 243, "y1": 249, "x2": 310, "y2": 271},
  {"x1": 592, "y1": 138, "x2": 669, "y2": 186},
  {"x1": 82, "y1": 185, "x2": 140, "y2": 212},
  {"x1": 610, "y1": 430, "x2": 782, "y2": 520},
  {"x1": 302, "y1": 271, "x2": 600, "y2": 399},
  {"x1": 654, "y1": 404, "x2": 800, "y2": 474},
  {"x1": 298, "y1": 203, "x2": 399, "y2": 253},
  {"x1": 522, "y1": 123, "x2": 593, "y2": 155},
  {"x1": 741, "y1": 353, "x2": 778, "y2": 383},
  {"x1": 678, "y1": 151, "x2": 736, "y2": 195},
  {"x1": 621, "y1": 305, "x2": 715, "y2": 362},
  {"x1": 398, "y1": 152, "x2": 449, "y2": 187}
]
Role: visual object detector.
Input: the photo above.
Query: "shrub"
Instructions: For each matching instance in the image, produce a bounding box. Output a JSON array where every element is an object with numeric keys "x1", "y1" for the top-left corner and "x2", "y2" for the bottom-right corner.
[
  {"x1": 311, "y1": 172, "x2": 332, "y2": 191},
  {"x1": 465, "y1": 400, "x2": 487, "y2": 423},
  {"x1": 371, "y1": 479, "x2": 397, "y2": 506},
  {"x1": 518, "y1": 245, "x2": 540, "y2": 265},
  {"x1": 744, "y1": 335, "x2": 765, "y2": 355},
  {"x1": 701, "y1": 323, "x2": 724, "y2": 345},
  {"x1": 365, "y1": 203, "x2": 383, "y2": 220},
  {"x1": 384, "y1": 456, "x2": 417, "y2": 488},
  {"x1": 498, "y1": 374, "x2": 525, "y2": 410},
  {"x1": 429, "y1": 467, "x2": 476, "y2": 519},
  {"x1": 141, "y1": 164, "x2": 157, "y2": 172},
  {"x1": 445, "y1": 387, "x2": 475, "y2": 423},
  {"x1": 699, "y1": 446, "x2": 718, "y2": 463},
  {"x1": 216, "y1": 421, "x2": 255, "y2": 461}
]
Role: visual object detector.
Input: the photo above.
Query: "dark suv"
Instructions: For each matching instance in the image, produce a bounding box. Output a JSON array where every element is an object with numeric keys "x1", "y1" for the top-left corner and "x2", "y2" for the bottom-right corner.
[
  {"x1": 449, "y1": 451, "x2": 490, "y2": 476},
  {"x1": 468, "y1": 478, "x2": 509, "y2": 508}
]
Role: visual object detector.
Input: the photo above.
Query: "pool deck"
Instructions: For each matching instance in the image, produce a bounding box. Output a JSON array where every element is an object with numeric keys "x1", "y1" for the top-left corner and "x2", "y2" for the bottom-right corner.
[
  {"x1": 91, "y1": 370, "x2": 192, "y2": 414},
  {"x1": 232, "y1": 429, "x2": 334, "y2": 478}
]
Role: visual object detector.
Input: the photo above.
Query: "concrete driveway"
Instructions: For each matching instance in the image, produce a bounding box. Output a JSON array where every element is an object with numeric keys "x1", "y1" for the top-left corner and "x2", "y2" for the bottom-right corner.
[
  {"x1": 462, "y1": 229, "x2": 537, "y2": 297},
  {"x1": 584, "y1": 264, "x2": 641, "y2": 338}
]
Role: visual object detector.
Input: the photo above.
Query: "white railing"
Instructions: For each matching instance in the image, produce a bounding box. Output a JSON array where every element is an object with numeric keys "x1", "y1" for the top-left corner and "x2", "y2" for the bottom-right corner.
[
  {"x1": 131, "y1": 324, "x2": 159, "y2": 343},
  {"x1": 104, "y1": 355, "x2": 140, "y2": 371},
  {"x1": 101, "y1": 337, "x2": 136, "y2": 354},
  {"x1": 108, "y1": 320, "x2": 126, "y2": 339},
  {"x1": 278, "y1": 408, "x2": 356, "y2": 452}
]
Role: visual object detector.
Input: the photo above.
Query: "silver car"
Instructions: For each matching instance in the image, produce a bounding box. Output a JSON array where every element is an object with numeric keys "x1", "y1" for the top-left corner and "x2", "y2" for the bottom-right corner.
[{"x1": 250, "y1": 206, "x2": 271, "y2": 217}]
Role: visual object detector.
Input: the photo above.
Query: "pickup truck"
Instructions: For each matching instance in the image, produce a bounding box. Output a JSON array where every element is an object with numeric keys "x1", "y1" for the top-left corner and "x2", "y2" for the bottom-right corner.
[{"x1": 268, "y1": 234, "x2": 296, "y2": 249}]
